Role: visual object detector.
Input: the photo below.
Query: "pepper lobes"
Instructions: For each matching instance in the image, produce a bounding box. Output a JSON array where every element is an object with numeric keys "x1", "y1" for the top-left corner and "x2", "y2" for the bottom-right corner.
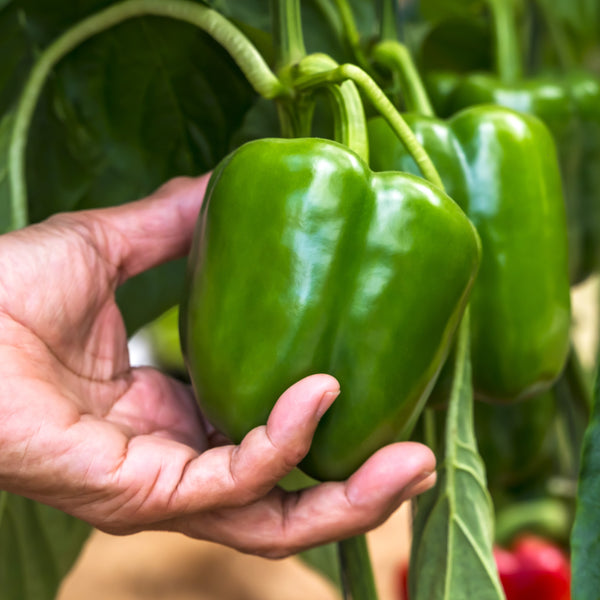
[
  {"x1": 432, "y1": 71, "x2": 600, "y2": 283},
  {"x1": 368, "y1": 105, "x2": 571, "y2": 402},
  {"x1": 180, "y1": 137, "x2": 480, "y2": 481}
]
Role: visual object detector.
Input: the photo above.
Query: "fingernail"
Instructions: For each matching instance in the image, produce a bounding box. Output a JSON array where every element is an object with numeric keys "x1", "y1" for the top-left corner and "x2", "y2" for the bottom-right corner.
[{"x1": 316, "y1": 389, "x2": 340, "y2": 419}]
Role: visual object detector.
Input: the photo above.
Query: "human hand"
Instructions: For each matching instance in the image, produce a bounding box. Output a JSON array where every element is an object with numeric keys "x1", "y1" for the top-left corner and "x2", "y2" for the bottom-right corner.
[{"x1": 0, "y1": 176, "x2": 435, "y2": 558}]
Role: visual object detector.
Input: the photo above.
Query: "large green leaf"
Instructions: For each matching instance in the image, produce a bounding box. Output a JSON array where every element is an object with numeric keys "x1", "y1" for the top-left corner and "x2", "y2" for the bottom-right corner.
[
  {"x1": 571, "y1": 368, "x2": 600, "y2": 600},
  {"x1": 409, "y1": 314, "x2": 505, "y2": 600},
  {"x1": 419, "y1": 0, "x2": 487, "y2": 25},
  {"x1": 2, "y1": 2, "x2": 256, "y2": 331},
  {"x1": 0, "y1": 492, "x2": 91, "y2": 600},
  {"x1": 0, "y1": 4, "x2": 258, "y2": 598},
  {"x1": 419, "y1": 17, "x2": 493, "y2": 72}
]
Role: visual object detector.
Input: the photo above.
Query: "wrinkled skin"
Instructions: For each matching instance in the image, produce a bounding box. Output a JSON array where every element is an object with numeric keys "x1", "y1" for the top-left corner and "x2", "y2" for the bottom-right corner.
[{"x1": 0, "y1": 175, "x2": 435, "y2": 558}]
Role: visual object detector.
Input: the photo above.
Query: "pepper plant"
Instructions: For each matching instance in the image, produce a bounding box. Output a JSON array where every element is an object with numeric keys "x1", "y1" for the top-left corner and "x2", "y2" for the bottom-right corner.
[{"x1": 1, "y1": 1, "x2": 600, "y2": 599}]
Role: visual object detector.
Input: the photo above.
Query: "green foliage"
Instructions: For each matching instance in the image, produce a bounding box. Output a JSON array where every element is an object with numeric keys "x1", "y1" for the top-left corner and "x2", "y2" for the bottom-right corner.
[
  {"x1": 409, "y1": 316, "x2": 506, "y2": 600},
  {"x1": 0, "y1": 111, "x2": 14, "y2": 233},
  {"x1": 0, "y1": 1, "x2": 257, "y2": 596},
  {"x1": 419, "y1": 17, "x2": 493, "y2": 72},
  {"x1": 1, "y1": 0, "x2": 256, "y2": 329},
  {"x1": 571, "y1": 371, "x2": 600, "y2": 600},
  {"x1": 419, "y1": 0, "x2": 487, "y2": 25},
  {"x1": 0, "y1": 492, "x2": 91, "y2": 600}
]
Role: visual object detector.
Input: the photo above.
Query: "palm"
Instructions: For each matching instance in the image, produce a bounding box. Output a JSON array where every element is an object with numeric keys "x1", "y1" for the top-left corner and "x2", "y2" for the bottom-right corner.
[{"x1": 0, "y1": 211, "x2": 210, "y2": 529}]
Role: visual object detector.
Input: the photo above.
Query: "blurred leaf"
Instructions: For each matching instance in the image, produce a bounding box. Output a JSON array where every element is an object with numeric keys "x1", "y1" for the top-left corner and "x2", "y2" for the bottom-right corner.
[
  {"x1": 409, "y1": 316, "x2": 505, "y2": 600},
  {"x1": 299, "y1": 543, "x2": 341, "y2": 591},
  {"x1": 3, "y1": 4, "x2": 257, "y2": 331},
  {"x1": 548, "y1": 0, "x2": 600, "y2": 46},
  {"x1": 419, "y1": 0, "x2": 487, "y2": 25},
  {"x1": 0, "y1": 492, "x2": 91, "y2": 600},
  {"x1": 279, "y1": 469, "x2": 342, "y2": 589},
  {"x1": 419, "y1": 17, "x2": 493, "y2": 72},
  {"x1": 571, "y1": 368, "x2": 600, "y2": 600},
  {"x1": 0, "y1": 110, "x2": 15, "y2": 233},
  {"x1": 0, "y1": 2, "x2": 33, "y2": 115}
]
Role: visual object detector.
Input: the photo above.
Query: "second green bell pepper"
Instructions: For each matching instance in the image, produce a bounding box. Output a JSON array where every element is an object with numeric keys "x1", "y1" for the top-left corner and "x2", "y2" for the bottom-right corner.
[
  {"x1": 368, "y1": 105, "x2": 571, "y2": 402},
  {"x1": 437, "y1": 70, "x2": 600, "y2": 283}
]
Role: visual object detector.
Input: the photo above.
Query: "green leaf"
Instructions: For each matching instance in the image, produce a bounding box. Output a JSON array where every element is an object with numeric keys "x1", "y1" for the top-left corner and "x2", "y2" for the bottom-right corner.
[
  {"x1": 0, "y1": 110, "x2": 16, "y2": 233},
  {"x1": 279, "y1": 469, "x2": 342, "y2": 589},
  {"x1": 409, "y1": 313, "x2": 505, "y2": 600},
  {"x1": 419, "y1": 17, "x2": 493, "y2": 72},
  {"x1": 3, "y1": 4, "x2": 256, "y2": 331},
  {"x1": 419, "y1": 0, "x2": 487, "y2": 25},
  {"x1": 0, "y1": 2, "x2": 33, "y2": 115},
  {"x1": 117, "y1": 258, "x2": 188, "y2": 337},
  {"x1": 0, "y1": 492, "x2": 91, "y2": 600},
  {"x1": 571, "y1": 367, "x2": 600, "y2": 600}
]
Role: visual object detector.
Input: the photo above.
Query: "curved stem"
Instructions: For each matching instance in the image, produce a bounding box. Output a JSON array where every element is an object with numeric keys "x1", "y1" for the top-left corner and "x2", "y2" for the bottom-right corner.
[
  {"x1": 294, "y1": 63, "x2": 443, "y2": 189},
  {"x1": 272, "y1": 0, "x2": 306, "y2": 68},
  {"x1": 295, "y1": 54, "x2": 368, "y2": 162},
  {"x1": 330, "y1": 0, "x2": 371, "y2": 72},
  {"x1": 325, "y1": 81, "x2": 369, "y2": 163},
  {"x1": 338, "y1": 535, "x2": 378, "y2": 600},
  {"x1": 486, "y1": 0, "x2": 523, "y2": 83},
  {"x1": 371, "y1": 41, "x2": 435, "y2": 117},
  {"x1": 8, "y1": 0, "x2": 287, "y2": 231}
]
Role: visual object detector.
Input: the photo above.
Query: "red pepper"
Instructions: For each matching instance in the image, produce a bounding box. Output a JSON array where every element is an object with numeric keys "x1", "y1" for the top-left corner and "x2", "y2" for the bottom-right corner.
[
  {"x1": 494, "y1": 535, "x2": 571, "y2": 600},
  {"x1": 395, "y1": 535, "x2": 570, "y2": 600}
]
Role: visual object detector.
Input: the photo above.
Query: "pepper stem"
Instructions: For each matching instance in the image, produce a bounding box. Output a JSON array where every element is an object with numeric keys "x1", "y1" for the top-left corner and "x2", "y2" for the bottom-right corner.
[
  {"x1": 8, "y1": 0, "x2": 288, "y2": 231},
  {"x1": 272, "y1": 0, "x2": 306, "y2": 68},
  {"x1": 371, "y1": 41, "x2": 435, "y2": 117},
  {"x1": 338, "y1": 534, "x2": 379, "y2": 600},
  {"x1": 379, "y1": 0, "x2": 398, "y2": 43},
  {"x1": 486, "y1": 0, "x2": 523, "y2": 83},
  {"x1": 294, "y1": 63, "x2": 443, "y2": 189},
  {"x1": 294, "y1": 54, "x2": 369, "y2": 162}
]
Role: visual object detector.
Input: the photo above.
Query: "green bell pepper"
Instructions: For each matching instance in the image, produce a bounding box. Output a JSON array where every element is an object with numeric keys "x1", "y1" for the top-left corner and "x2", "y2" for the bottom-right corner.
[
  {"x1": 422, "y1": 0, "x2": 600, "y2": 284},
  {"x1": 180, "y1": 136, "x2": 481, "y2": 481},
  {"x1": 474, "y1": 390, "x2": 556, "y2": 489},
  {"x1": 437, "y1": 71, "x2": 600, "y2": 283},
  {"x1": 368, "y1": 105, "x2": 571, "y2": 402}
]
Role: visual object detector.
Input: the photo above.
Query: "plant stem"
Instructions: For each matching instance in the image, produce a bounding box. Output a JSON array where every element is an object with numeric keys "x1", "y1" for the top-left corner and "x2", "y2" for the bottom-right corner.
[
  {"x1": 272, "y1": 0, "x2": 306, "y2": 68},
  {"x1": 294, "y1": 63, "x2": 443, "y2": 188},
  {"x1": 8, "y1": 0, "x2": 287, "y2": 231},
  {"x1": 332, "y1": 0, "x2": 364, "y2": 59},
  {"x1": 378, "y1": 0, "x2": 397, "y2": 43},
  {"x1": 486, "y1": 0, "x2": 523, "y2": 83},
  {"x1": 338, "y1": 534, "x2": 379, "y2": 600},
  {"x1": 294, "y1": 53, "x2": 368, "y2": 162},
  {"x1": 371, "y1": 41, "x2": 435, "y2": 117}
]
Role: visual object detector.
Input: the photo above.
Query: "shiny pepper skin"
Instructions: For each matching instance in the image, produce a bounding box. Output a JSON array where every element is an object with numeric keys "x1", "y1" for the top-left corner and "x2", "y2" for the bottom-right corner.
[
  {"x1": 368, "y1": 105, "x2": 571, "y2": 402},
  {"x1": 433, "y1": 71, "x2": 600, "y2": 284},
  {"x1": 180, "y1": 137, "x2": 481, "y2": 481}
]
